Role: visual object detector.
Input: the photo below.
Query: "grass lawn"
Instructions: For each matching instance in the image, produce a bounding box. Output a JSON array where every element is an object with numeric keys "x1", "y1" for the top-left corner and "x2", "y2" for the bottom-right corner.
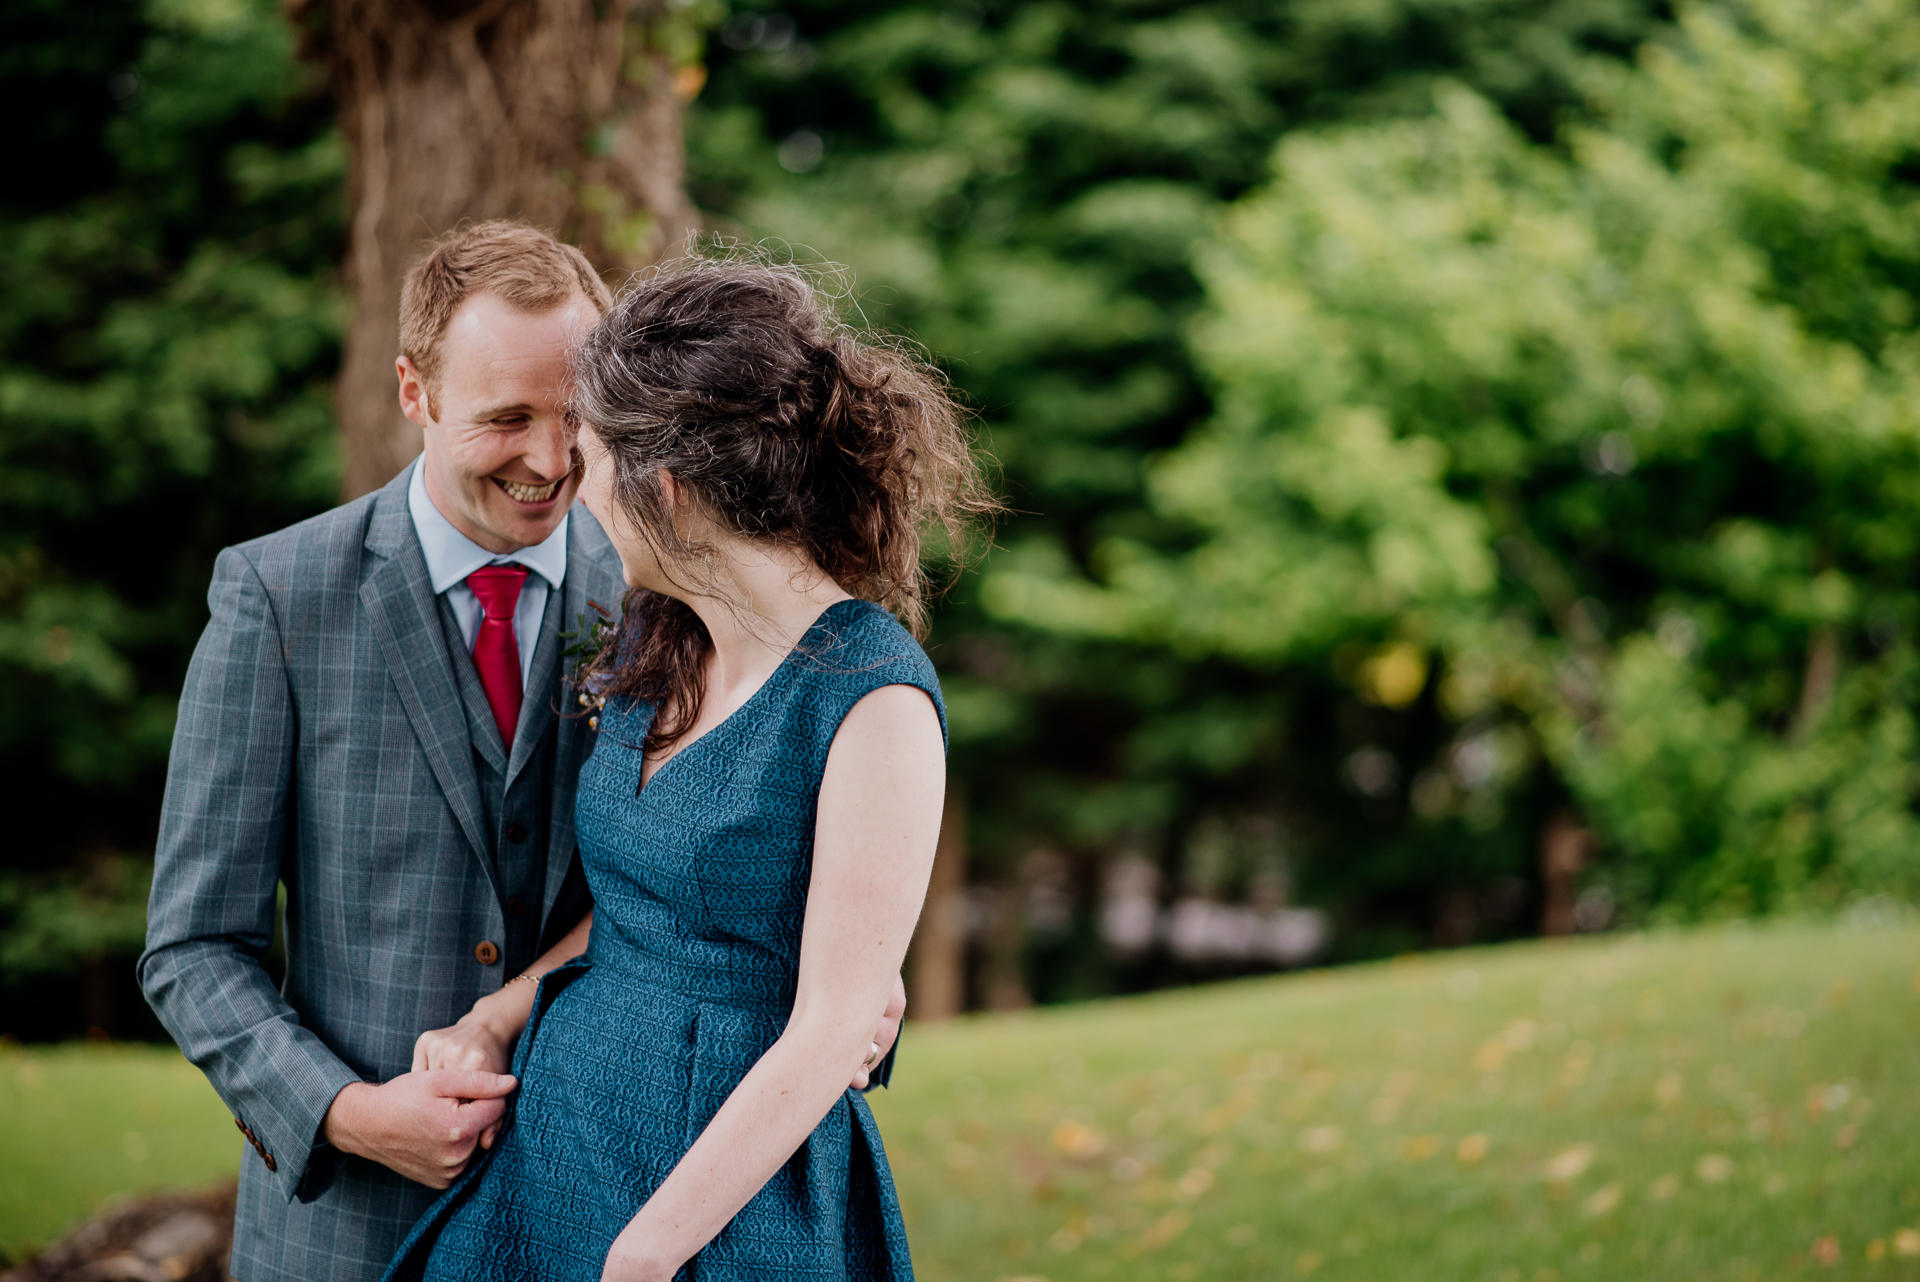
[
  {"x1": 0, "y1": 1041, "x2": 240, "y2": 1261},
  {"x1": 869, "y1": 922, "x2": 1920, "y2": 1282},
  {"x1": 2, "y1": 922, "x2": 1915, "y2": 1279}
]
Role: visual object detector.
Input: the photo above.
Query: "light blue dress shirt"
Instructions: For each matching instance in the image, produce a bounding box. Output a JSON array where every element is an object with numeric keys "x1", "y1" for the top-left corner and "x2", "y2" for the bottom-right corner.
[{"x1": 406, "y1": 456, "x2": 569, "y2": 688}]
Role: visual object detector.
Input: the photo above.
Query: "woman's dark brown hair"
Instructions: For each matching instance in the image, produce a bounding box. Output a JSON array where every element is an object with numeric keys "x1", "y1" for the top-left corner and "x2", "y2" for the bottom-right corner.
[{"x1": 570, "y1": 254, "x2": 997, "y2": 752}]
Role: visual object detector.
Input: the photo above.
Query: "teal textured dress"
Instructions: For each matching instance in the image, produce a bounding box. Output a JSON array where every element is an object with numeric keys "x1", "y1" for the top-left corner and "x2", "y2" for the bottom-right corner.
[{"x1": 385, "y1": 600, "x2": 940, "y2": 1282}]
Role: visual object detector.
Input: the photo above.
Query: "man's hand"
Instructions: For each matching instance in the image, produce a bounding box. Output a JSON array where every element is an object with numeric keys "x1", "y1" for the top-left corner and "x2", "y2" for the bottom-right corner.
[
  {"x1": 851, "y1": 972, "x2": 907, "y2": 1091},
  {"x1": 321, "y1": 1071, "x2": 517, "y2": 1189}
]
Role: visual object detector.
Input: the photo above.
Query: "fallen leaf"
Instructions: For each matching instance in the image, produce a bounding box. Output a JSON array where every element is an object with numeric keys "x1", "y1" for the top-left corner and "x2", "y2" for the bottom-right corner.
[
  {"x1": 1695, "y1": 1153, "x2": 1734, "y2": 1183},
  {"x1": 1301, "y1": 1125, "x2": 1342, "y2": 1154},
  {"x1": 1405, "y1": 1135, "x2": 1439, "y2": 1161},
  {"x1": 1457, "y1": 1133, "x2": 1489, "y2": 1163},
  {"x1": 1834, "y1": 1124, "x2": 1859, "y2": 1149},
  {"x1": 1295, "y1": 1249, "x2": 1324, "y2": 1275},
  {"x1": 1649, "y1": 1174, "x2": 1680, "y2": 1200},
  {"x1": 1893, "y1": 1228, "x2": 1920, "y2": 1257},
  {"x1": 1176, "y1": 1167, "x2": 1214, "y2": 1199},
  {"x1": 1867, "y1": 1240, "x2": 1886, "y2": 1262},
  {"x1": 1474, "y1": 1040, "x2": 1509, "y2": 1072},
  {"x1": 1811, "y1": 1235, "x2": 1841, "y2": 1266},
  {"x1": 1051, "y1": 1120, "x2": 1106, "y2": 1159},
  {"x1": 1583, "y1": 1183, "x2": 1622, "y2": 1217},
  {"x1": 1134, "y1": 1211, "x2": 1190, "y2": 1253},
  {"x1": 1545, "y1": 1144, "x2": 1595, "y2": 1181}
]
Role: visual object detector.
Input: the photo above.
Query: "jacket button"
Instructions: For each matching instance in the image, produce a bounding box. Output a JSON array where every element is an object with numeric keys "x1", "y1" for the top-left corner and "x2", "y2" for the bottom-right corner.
[
  {"x1": 474, "y1": 940, "x2": 501, "y2": 965},
  {"x1": 233, "y1": 1117, "x2": 251, "y2": 1139},
  {"x1": 505, "y1": 823, "x2": 528, "y2": 842},
  {"x1": 262, "y1": 1149, "x2": 277, "y2": 1172},
  {"x1": 505, "y1": 896, "x2": 525, "y2": 917}
]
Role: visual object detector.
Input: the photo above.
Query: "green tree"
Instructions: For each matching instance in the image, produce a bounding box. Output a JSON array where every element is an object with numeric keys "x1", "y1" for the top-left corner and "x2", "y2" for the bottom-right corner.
[
  {"x1": 0, "y1": 0, "x2": 342, "y2": 1035},
  {"x1": 986, "y1": 0, "x2": 1920, "y2": 919},
  {"x1": 690, "y1": 0, "x2": 1671, "y2": 988}
]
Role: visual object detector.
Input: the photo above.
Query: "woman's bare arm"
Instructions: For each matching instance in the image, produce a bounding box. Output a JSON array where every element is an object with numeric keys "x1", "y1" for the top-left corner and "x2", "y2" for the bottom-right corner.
[{"x1": 600, "y1": 683, "x2": 945, "y2": 1282}]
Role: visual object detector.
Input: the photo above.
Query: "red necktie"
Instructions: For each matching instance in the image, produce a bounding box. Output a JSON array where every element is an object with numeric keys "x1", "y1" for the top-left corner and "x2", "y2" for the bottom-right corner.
[{"x1": 466, "y1": 565, "x2": 529, "y2": 745}]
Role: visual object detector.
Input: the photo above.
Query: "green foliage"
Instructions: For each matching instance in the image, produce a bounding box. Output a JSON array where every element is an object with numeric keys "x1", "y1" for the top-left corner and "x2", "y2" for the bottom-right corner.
[
  {"x1": 988, "y1": 0, "x2": 1920, "y2": 917},
  {"x1": 692, "y1": 0, "x2": 1670, "y2": 970},
  {"x1": 0, "y1": 857, "x2": 151, "y2": 983},
  {"x1": 0, "y1": 0, "x2": 342, "y2": 1029}
]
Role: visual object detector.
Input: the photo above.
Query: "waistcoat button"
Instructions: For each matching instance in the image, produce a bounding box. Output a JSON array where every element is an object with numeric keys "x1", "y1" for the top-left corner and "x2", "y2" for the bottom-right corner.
[
  {"x1": 474, "y1": 940, "x2": 500, "y2": 965},
  {"x1": 505, "y1": 896, "x2": 525, "y2": 917},
  {"x1": 505, "y1": 824, "x2": 529, "y2": 842}
]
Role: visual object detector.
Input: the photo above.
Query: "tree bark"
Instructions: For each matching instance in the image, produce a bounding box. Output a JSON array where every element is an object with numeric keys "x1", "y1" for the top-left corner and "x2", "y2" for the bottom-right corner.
[
  {"x1": 290, "y1": 0, "x2": 703, "y2": 500},
  {"x1": 908, "y1": 781, "x2": 969, "y2": 1021}
]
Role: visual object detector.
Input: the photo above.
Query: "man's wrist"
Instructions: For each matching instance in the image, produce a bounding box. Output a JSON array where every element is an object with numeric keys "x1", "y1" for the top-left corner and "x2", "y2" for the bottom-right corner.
[{"x1": 322, "y1": 1080, "x2": 374, "y2": 1157}]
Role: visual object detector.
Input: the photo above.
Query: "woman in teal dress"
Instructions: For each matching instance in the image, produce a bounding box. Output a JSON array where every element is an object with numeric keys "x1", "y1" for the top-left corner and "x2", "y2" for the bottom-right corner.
[{"x1": 383, "y1": 258, "x2": 994, "y2": 1282}]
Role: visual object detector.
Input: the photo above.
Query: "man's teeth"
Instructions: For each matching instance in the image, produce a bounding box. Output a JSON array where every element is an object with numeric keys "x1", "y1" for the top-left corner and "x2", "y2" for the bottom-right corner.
[{"x1": 498, "y1": 478, "x2": 560, "y2": 503}]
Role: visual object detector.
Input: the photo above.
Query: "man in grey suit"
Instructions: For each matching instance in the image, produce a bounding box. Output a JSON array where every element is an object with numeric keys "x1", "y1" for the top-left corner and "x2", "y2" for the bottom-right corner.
[{"x1": 140, "y1": 223, "x2": 900, "y2": 1282}]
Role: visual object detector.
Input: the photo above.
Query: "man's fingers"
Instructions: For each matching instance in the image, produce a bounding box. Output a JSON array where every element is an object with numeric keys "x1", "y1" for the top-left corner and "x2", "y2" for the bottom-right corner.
[
  {"x1": 460, "y1": 1096, "x2": 509, "y2": 1126},
  {"x1": 428, "y1": 1070, "x2": 518, "y2": 1099}
]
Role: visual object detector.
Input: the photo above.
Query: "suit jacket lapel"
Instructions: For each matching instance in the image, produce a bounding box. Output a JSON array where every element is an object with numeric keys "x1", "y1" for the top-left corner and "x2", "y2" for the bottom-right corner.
[
  {"x1": 439, "y1": 595, "x2": 510, "y2": 779},
  {"x1": 361, "y1": 475, "x2": 501, "y2": 903}
]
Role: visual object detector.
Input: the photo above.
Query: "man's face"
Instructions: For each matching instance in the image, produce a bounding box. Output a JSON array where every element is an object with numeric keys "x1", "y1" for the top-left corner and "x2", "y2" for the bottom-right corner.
[{"x1": 398, "y1": 290, "x2": 600, "y2": 554}]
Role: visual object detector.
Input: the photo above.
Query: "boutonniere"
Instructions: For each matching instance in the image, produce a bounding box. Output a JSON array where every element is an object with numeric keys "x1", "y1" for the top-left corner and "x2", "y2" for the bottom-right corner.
[{"x1": 562, "y1": 599, "x2": 619, "y2": 730}]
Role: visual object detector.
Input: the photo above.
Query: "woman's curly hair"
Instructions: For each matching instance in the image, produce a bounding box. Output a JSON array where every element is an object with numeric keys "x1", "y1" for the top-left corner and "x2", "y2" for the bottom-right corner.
[{"x1": 569, "y1": 253, "x2": 998, "y2": 752}]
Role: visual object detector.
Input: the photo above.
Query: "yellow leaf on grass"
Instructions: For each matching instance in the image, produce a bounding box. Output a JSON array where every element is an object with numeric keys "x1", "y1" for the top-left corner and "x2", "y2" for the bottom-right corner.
[
  {"x1": 1301, "y1": 1125, "x2": 1342, "y2": 1154},
  {"x1": 1134, "y1": 1211, "x2": 1191, "y2": 1253},
  {"x1": 1695, "y1": 1153, "x2": 1734, "y2": 1183},
  {"x1": 1545, "y1": 1143, "x2": 1595, "y2": 1181},
  {"x1": 1893, "y1": 1228, "x2": 1920, "y2": 1257},
  {"x1": 1051, "y1": 1120, "x2": 1105, "y2": 1159},
  {"x1": 1457, "y1": 1133, "x2": 1489, "y2": 1163},
  {"x1": 1405, "y1": 1135, "x2": 1439, "y2": 1161},
  {"x1": 1583, "y1": 1183, "x2": 1622, "y2": 1217}
]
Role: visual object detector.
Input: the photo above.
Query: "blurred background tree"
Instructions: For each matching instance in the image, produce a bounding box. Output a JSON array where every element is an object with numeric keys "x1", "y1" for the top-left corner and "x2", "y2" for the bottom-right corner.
[
  {"x1": 5, "y1": 0, "x2": 1915, "y2": 1039},
  {"x1": 292, "y1": 0, "x2": 709, "y2": 497},
  {"x1": 1, "y1": 0, "x2": 343, "y2": 1037}
]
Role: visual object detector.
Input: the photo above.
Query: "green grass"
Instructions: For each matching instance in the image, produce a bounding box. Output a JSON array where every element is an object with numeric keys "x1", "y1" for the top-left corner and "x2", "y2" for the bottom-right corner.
[
  {"x1": 869, "y1": 923, "x2": 1920, "y2": 1282},
  {"x1": 3, "y1": 923, "x2": 1917, "y2": 1279},
  {"x1": 0, "y1": 1041, "x2": 240, "y2": 1259}
]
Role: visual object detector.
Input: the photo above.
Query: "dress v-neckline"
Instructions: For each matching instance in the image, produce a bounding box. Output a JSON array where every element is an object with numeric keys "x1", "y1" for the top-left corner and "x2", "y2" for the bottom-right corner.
[{"x1": 636, "y1": 598, "x2": 860, "y2": 794}]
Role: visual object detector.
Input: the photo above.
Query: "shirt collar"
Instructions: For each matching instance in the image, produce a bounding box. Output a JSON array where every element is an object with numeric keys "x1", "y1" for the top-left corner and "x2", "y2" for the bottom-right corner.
[{"x1": 407, "y1": 456, "x2": 570, "y2": 595}]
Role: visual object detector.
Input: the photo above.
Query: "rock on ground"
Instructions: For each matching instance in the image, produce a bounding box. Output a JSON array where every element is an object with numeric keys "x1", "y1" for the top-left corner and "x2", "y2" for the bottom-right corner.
[{"x1": 1, "y1": 1182, "x2": 235, "y2": 1282}]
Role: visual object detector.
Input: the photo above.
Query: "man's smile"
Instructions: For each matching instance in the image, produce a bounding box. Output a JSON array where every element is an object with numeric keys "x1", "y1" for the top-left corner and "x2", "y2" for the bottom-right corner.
[{"x1": 494, "y1": 476, "x2": 563, "y2": 504}]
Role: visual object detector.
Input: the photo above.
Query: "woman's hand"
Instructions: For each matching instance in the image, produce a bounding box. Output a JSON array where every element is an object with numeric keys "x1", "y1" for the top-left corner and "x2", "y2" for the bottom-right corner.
[
  {"x1": 849, "y1": 973, "x2": 906, "y2": 1090},
  {"x1": 413, "y1": 999, "x2": 521, "y2": 1075}
]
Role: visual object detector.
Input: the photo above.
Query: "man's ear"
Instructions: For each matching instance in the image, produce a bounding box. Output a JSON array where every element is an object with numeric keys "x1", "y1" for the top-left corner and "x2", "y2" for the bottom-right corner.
[{"x1": 397, "y1": 356, "x2": 436, "y2": 428}]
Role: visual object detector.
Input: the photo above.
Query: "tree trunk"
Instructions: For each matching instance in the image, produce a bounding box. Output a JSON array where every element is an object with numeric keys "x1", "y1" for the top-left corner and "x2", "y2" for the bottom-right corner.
[
  {"x1": 1539, "y1": 810, "x2": 1595, "y2": 937},
  {"x1": 291, "y1": 0, "x2": 703, "y2": 500},
  {"x1": 908, "y1": 781, "x2": 969, "y2": 1021}
]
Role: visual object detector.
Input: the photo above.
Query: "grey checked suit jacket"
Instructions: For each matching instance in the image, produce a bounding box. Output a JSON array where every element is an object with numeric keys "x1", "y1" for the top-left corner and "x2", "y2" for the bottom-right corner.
[{"x1": 139, "y1": 466, "x2": 627, "y2": 1282}]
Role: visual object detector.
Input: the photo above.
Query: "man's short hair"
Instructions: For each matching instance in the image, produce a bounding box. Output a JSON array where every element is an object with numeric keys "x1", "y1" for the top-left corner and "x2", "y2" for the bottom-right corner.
[{"x1": 399, "y1": 221, "x2": 614, "y2": 400}]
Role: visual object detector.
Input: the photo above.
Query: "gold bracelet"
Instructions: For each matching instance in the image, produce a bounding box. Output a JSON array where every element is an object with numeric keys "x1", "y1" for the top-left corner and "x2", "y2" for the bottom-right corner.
[{"x1": 506, "y1": 972, "x2": 540, "y2": 986}]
